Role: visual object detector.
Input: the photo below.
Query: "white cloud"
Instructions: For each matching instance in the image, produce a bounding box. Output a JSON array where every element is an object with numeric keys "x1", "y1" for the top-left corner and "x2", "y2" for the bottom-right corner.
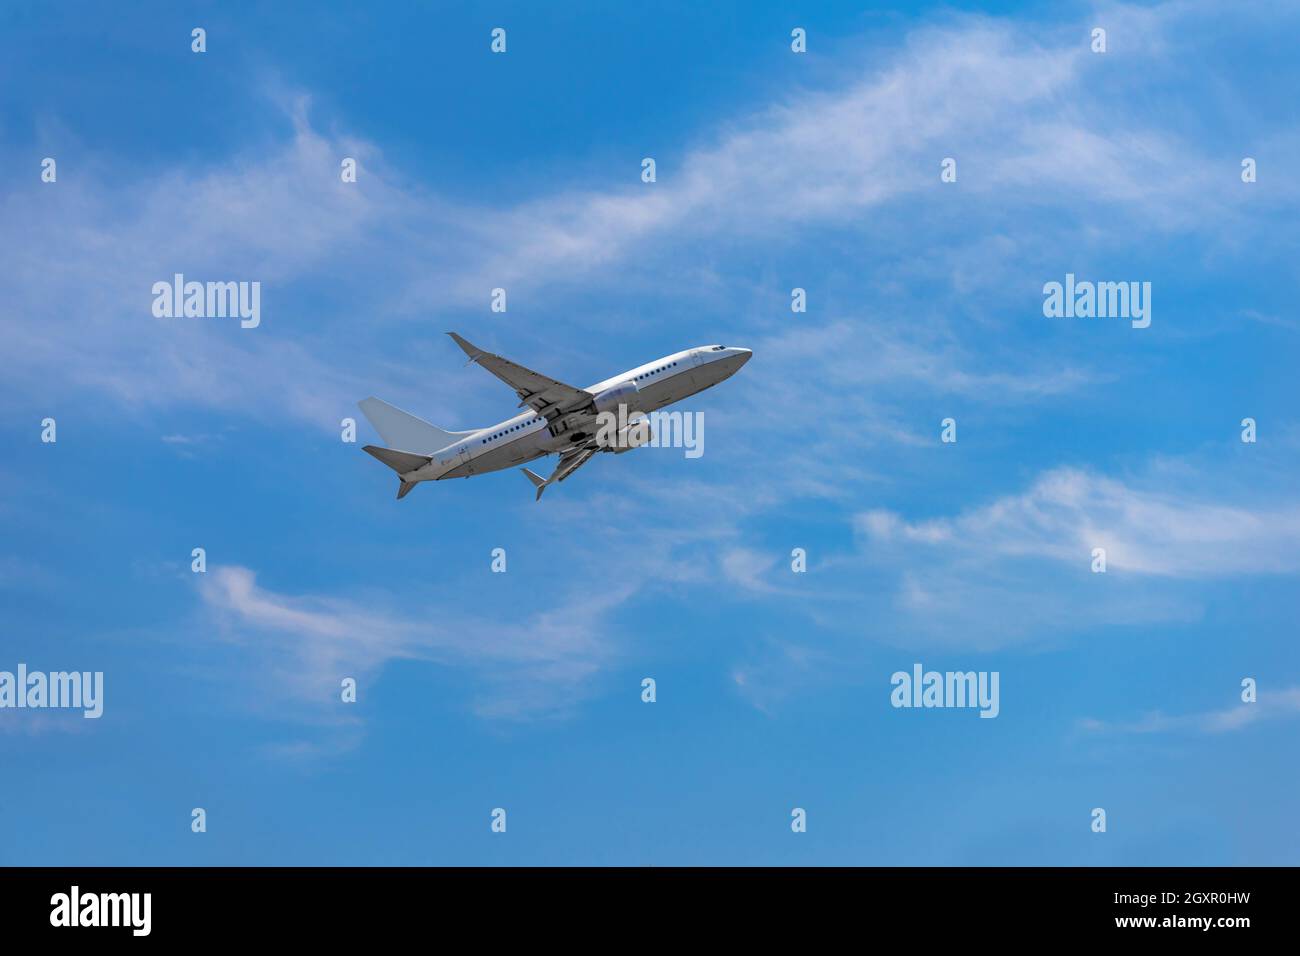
[
  {"x1": 0, "y1": 2, "x2": 1249, "y2": 435},
  {"x1": 857, "y1": 465, "x2": 1300, "y2": 578},
  {"x1": 458, "y1": 13, "x2": 1240, "y2": 297},
  {"x1": 197, "y1": 565, "x2": 631, "y2": 720},
  {"x1": 1080, "y1": 685, "x2": 1300, "y2": 735},
  {"x1": 720, "y1": 547, "x2": 780, "y2": 593}
]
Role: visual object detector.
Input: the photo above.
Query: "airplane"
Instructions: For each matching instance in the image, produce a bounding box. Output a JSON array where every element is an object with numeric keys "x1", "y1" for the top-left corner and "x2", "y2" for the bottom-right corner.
[{"x1": 359, "y1": 332, "x2": 752, "y2": 500}]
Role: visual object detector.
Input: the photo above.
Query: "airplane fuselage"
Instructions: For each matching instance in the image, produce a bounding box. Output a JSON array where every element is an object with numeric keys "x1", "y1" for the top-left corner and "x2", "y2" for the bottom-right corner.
[{"x1": 420, "y1": 345, "x2": 750, "y2": 480}]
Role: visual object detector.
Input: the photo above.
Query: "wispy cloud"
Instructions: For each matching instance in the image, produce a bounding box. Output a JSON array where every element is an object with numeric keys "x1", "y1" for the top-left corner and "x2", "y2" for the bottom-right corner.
[
  {"x1": 720, "y1": 547, "x2": 781, "y2": 593},
  {"x1": 196, "y1": 565, "x2": 632, "y2": 721},
  {"x1": 616, "y1": 447, "x2": 1299, "y2": 676},
  {"x1": 857, "y1": 465, "x2": 1300, "y2": 578},
  {"x1": 1079, "y1": 685, "x2": 1300, "y2": 735},
  {"x1": 2, "y1": 1, "x2": 1266, "y2": 436}
]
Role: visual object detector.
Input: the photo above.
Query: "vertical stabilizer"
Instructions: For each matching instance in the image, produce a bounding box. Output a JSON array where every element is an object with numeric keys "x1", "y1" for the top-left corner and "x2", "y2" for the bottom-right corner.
[{"x1": 358, "y1": 397, "x2": 473, "y2": 455}]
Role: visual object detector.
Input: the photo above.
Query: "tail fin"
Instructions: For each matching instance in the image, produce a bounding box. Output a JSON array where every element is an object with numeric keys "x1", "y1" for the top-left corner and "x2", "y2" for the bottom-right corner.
[
  {"x1": 520, "y1": 467, "x2": 549, "y2": 501},
  {"x1": 363, "y1": 445, "x2": 432, "y2": 474},
  {"x1": 363, "y1": 445, "x2": 431, "y2": 501},
  {"x1": 358, "y1": 397, "x2": 473, "y2": 455}
]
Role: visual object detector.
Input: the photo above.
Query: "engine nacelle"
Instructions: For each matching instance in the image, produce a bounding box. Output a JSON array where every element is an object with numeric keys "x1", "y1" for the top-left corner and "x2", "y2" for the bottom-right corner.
[{"x1": 591, "y1": 380, "x2": 639, "y2": 415}]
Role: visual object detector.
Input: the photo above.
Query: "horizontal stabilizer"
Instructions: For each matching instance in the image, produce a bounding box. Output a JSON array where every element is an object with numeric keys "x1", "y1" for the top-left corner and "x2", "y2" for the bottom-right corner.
[
  {"x1": 363, "y1": 445, "x2": 432, "y2": 475},
  {"x1": 520, "y1": 467, "x2": 548, "y2": 501},
  {"x1": 397, "y1": 480, "x2": 417, "y2": 500}
]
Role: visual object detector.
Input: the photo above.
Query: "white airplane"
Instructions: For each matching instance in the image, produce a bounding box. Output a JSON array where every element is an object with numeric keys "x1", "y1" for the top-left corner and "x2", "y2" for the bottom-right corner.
[{"x1": 359, "y1": 332, "x2": 752, "y2": 500}]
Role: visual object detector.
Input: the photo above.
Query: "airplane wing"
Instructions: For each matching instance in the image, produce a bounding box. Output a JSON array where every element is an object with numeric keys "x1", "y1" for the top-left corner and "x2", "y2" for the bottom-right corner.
[
  {"x1": 448, "y1": 332, "x2": 591, "y2": 423},
  {"x1": 519, "y1": 446, "x2": 598, "y2": 501}
]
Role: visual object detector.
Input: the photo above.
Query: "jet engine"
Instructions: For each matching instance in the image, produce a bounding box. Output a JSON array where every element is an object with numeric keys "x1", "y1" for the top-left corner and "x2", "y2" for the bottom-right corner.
[
  {"x1": 591, "y1": 380, "x2": 639, "y2": 415},
  {"x1": 611, "y1": 420, "x2": 653, "y2": 454}
]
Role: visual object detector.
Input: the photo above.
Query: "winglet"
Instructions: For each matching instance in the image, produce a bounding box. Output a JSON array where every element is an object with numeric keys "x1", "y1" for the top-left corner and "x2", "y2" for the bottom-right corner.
[
  {"x1": 520, "y1": 467, "x2": 548, "y2": 501},
  {"x1": 447, "y1": 331, "x2": 484, "y2": 366}
]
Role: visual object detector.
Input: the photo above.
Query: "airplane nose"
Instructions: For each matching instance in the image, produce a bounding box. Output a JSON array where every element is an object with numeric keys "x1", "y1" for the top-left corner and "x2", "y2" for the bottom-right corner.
[{"x1": 735, "y1": 348, "x2": 752, "y2": 367}]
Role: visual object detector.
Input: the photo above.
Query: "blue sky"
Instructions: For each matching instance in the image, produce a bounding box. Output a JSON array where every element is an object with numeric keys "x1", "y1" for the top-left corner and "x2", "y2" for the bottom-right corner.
[{"x1": 2, "y1": 0, "x2": 1298, "y2": 865}]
